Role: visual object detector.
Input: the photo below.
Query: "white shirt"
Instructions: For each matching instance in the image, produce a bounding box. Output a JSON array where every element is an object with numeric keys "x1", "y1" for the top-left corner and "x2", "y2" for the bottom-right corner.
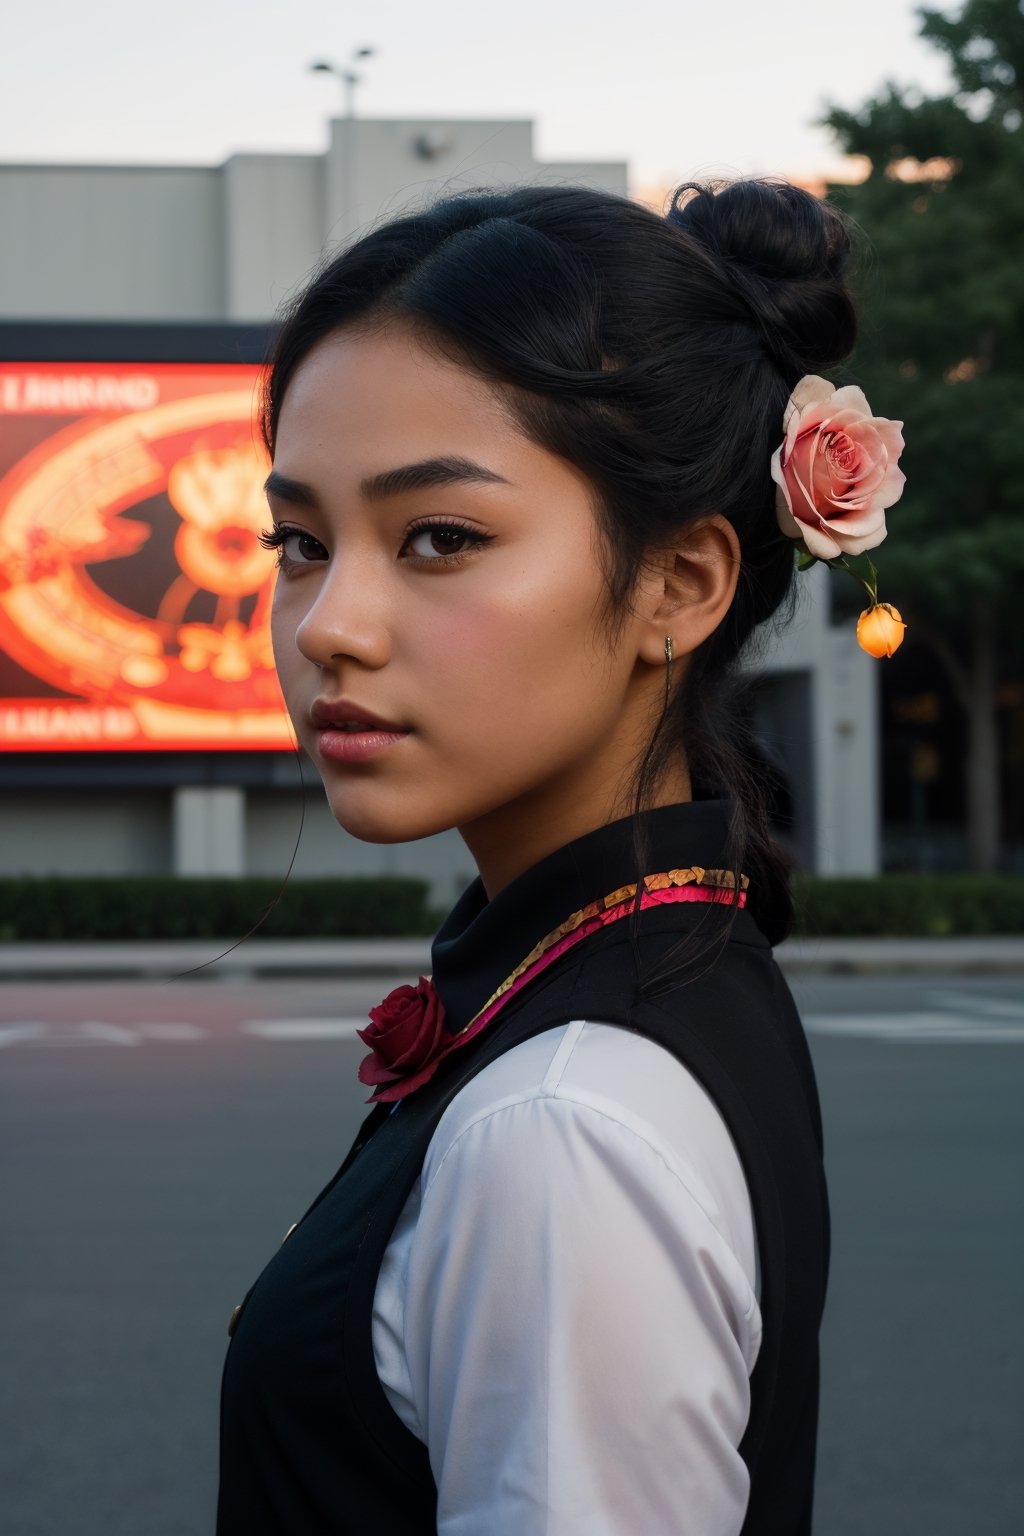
[{"x1": 371, "y1": 1018, "x2": 762, "y2": 1536}]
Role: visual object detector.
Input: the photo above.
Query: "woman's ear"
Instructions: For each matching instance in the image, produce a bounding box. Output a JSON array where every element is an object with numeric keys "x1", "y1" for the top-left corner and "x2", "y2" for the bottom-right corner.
[{"x1": 634, "y1": 514, "x2": 741, "y2": 667}]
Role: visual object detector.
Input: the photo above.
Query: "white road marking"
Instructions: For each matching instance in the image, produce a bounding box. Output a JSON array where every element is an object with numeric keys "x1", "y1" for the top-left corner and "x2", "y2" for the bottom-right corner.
[
  {"x1": 924, "y1": 992, "x2": 1024, "y2": 1020},
  {"x1": 806, "y1": 1011, "x2": 965, "y2": 1036},
  {"x1": 803, "y1": 1010, "x2": 1024, "y2": 1043},
  {"x1": 0, "y1": 1020, "x2": 200, "y2": 1046},
  {"x1": 240, "y1": 1018, "x2": 366, "y2": 1040},
  {"x1": 13, "y1": 1022, "x2": 142, "y2": 1047},
  {"x1": 79, "y1": 1022, "x2": 141, "y2": 1045},
  {"x1": 0, "y1": 1016, "x2": 366, "y2": 1047},
  {"x1": 923, "y1": 1027, "x2": 1024, "y2": 1042},
  {"x1": 0, "y1": 1022, "x2": 48, "y2": 1047}
]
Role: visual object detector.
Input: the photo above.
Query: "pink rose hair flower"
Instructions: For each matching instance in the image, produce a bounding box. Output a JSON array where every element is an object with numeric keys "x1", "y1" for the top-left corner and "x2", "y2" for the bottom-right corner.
[{"x1": 771, "y1": 375, "x2": 906, "y2": 560}]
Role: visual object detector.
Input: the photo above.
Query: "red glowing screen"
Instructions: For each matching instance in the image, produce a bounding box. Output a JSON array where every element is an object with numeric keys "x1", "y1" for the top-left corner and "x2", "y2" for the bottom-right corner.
[{"x1": 0, "y1": 362, "x2": 297, "y2": 751}]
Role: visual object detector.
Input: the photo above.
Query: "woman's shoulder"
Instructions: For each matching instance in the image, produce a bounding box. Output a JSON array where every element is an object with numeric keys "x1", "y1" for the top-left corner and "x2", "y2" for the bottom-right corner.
[{"x1": 422, "y1": 1018, "x2": 760, "y2": 1297}]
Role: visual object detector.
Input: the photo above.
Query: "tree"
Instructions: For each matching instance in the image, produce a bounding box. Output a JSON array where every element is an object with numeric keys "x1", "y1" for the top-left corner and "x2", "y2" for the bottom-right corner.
[{"x1": 822, "y1": 0, "x2": 1024, "y2": 871}]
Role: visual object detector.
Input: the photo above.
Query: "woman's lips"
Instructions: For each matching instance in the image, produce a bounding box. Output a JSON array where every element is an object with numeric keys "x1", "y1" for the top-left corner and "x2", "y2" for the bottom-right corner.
[{"x1": 316, "y1": 727, "x2": 412, "y2": 763}]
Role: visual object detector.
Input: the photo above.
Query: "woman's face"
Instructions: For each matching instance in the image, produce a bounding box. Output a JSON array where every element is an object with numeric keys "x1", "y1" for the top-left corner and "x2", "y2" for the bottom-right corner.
[{"x1": 266, "y1": 319, "x2": 685, "y2": 892}]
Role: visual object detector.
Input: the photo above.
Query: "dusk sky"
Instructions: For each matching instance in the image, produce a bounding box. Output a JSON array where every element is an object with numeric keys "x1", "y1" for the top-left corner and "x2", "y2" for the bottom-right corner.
[{"x1": 5, "y1": 0, "x2": 954, "y2": 192}]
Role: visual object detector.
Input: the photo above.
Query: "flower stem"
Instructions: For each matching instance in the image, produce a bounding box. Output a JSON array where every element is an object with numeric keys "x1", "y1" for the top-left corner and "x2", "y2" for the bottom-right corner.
[{"x1": 828, "y1": 555, "x2": 878, "y2": 606}]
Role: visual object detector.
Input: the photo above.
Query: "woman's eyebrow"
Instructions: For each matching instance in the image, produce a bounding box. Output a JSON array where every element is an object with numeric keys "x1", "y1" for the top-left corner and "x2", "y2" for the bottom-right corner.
[
  {"x1": 263, "y1": 470, "x2": 320, "y2": 507},
  {"x1": 263, "y1": 455, "x2": 511, "y2": 508}
]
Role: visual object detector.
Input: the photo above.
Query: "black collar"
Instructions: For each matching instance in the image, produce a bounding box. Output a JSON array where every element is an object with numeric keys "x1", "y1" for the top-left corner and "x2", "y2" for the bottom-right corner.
[{"x1": 430, "y1": 797, "x2": 756, "y2": 1034}]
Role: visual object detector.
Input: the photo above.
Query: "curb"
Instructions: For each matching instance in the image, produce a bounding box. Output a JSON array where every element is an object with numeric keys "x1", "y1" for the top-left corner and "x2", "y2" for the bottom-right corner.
[
  {"x1": 0, "y1": 938, "x2": 433, "y2": 982},
  {"x1": 773, "y1": 936, "x2": 1024, "y2": 975},
  {"x1": 1, "y1": 936, "x2": 1022, "y2": 981}
]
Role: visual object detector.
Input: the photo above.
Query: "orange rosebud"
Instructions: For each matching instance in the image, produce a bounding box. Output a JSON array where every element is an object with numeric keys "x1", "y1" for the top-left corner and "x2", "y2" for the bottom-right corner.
[{"x1": 857, "y1": 602, "x2": 906, "y2": 658}]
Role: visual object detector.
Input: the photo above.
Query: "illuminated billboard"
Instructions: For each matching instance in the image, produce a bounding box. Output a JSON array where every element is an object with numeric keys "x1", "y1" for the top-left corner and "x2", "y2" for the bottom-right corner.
[{"x1": 0, "y1": 361, "x2": 296, "y2": 751}]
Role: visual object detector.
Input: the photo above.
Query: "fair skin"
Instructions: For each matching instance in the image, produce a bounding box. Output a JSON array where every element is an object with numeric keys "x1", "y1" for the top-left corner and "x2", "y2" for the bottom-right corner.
[{"x1": 265, "y1": 318, "x2": 741, "y2": 898}]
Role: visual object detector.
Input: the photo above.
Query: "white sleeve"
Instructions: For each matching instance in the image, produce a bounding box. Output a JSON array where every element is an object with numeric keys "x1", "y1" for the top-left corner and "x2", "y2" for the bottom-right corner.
[{"x1": 391, "y1": 1079, "x2": 760, "y2": 1536}]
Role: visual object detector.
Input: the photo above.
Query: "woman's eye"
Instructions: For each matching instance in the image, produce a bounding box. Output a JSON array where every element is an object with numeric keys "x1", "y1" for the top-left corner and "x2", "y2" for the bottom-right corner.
[
  {"x1": 404, "y1": 522, "x2": 484, "y2": 561},
  {"x1": 257, "y1": 526, "x2": 327, "y2": 566}
]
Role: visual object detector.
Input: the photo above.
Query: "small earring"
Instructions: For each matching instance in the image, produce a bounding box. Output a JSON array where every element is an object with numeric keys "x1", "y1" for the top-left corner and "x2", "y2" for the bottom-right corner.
[{"x1": 664, "y1": 636, "x2": 673, "y2": 666}]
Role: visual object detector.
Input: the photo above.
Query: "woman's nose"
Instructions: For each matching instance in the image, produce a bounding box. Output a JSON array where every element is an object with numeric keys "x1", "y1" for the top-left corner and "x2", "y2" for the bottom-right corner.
[{"x1": 292, "y1": 554, "x2": 392, "y2": 670}]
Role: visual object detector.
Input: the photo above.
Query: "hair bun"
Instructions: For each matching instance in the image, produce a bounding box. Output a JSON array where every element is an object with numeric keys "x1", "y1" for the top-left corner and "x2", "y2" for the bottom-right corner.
[{"x1": 666, "y1": 178, "x2": 857, "y2": 377}]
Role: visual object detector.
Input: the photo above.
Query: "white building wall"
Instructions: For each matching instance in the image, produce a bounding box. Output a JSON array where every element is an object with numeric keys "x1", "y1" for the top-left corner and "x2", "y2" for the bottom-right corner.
[
  {"x1": 326, "y1": 118, "x2": 629, "y2": 254},
  {"x1": 750, "y1": 562, "x2": 880, "y2": 874},
  {"x1": 219, "y1": 122, "x2": 630, "y2": 322},
  {"x1": 814, "y1": 626, "x2": 881, "y2": 875},
  {"x1": 223, "y1": 154, "x2": 325, "y2": 322},
  {"x1": 0, "y1": 166, "x2": 224, "y2": 319},
  {"x1": 173, "y1": 787, "x2": 246, "y2": 877},
  {"x1": 0, "y1": 792, "x2": 170, "y2": 873},
  {"x1": 0, "y1": 128, "x2": 629, "y2": 326},
  {"x1": 329, "y1": 117, "x2": 534, "y2": 250},
  {"x1": 244, "y1": 791, "x2": 474, "y2": 909}
]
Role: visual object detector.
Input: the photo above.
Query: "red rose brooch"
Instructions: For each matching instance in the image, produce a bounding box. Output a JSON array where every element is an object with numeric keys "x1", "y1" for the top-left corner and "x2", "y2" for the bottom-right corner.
[{"x1": 357, "y1": 974, "x2": 454, "y2": 1104}]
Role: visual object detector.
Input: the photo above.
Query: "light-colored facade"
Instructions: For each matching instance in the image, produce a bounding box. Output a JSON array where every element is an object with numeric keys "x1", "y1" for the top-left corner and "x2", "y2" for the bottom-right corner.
[
  {"x1": 0, "y1": 118, "x2": 879, "y2": 902},
  {"x1": 0, "y1": 118, "x2": 627, "y2": 323}
]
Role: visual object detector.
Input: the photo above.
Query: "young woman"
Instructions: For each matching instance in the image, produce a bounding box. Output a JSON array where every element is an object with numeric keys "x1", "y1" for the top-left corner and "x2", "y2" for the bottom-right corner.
[{"x1": 216, "y1": 177, "x2": 904, "y2": 1535}]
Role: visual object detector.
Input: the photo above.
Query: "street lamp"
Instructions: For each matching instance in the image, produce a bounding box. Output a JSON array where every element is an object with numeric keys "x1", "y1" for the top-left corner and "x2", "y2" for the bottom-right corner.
[
  {"x1": 309, "y1": 48, "x2": 376, "y2": 243},
  {"x1": 309, "y1": 48, "x2": 375, "y2": 118}
]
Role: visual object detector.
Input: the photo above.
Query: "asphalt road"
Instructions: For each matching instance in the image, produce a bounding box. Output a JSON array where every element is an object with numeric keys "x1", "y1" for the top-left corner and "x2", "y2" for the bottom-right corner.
[{"x1": 2, "y1": 972, "x2": 1022, "y2": 1536}]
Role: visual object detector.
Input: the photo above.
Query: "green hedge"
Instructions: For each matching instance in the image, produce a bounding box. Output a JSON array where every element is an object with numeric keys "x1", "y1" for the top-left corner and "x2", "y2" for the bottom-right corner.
[
  {"x1": 791, "y1": 874, "x2": 1024, "y2": 937},
  {"x1": 0, "y1": 876, "x2": 436, "y2": 941},
  {"x1": 0, "y1": 873, "x2": 1021, "y2": 941}
]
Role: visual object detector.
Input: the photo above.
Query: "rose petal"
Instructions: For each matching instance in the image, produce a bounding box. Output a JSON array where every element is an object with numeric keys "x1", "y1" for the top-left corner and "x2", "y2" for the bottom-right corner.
[
  {"x1": 770, "y1": 446, "x2": 794, "y2": 515},
  {"x1": 873, "y1": 417, "x2": 905, "y2": 457},
  {"x1": 818, "y1": 504, "x2": 888, "y2": 537},
  {"x1": 823, "y1": 461, "x2": 887, "y2": 506},
  {"x1": 829, "y1": 423, "x2": 878, "y2": 451},
  {"x1": 774, "y1": 486, "x2": 806, "y2": 541},
  {"x1": 365, "y1": 1028, "x2": 467, "y2": 1102},
  {"x1": 786, "y1": 433, "x2": 821, "y2": 521},
  {"x1": 366, "y1": 981, "x2": 421, "y2": 1029},
  {"x1": 784, "y1": 374, "x2": 835, "y2": 431},
  {"x1": 811, "y1": 503, "x2": 888, "y2": 554},
  {"x1": 367, "y1": 1058, "x2": 447, "y2": 1102},
  {"x1": 833, "y1": 526, "x2": 888, "y2": 556},
  {"x1": 877, "y1": 462, "x2": 906, "y2": 511},
  {"x1": 826, "y1": 384, "x2": 872, "y2": 418},
  {"x1": 822, "y1": 443, "x2": 869, "y2": 504},
  {"x1": 822, "y1": 423, "x2": 885, "y2": 480},
  {"x1": 384, "y1": 1008, "x2": 448, "y2": 1073},
  {"x1": 358, "y1": 1053, "x2": 404, "y2": 1087},
  {"x1": 795, "y1": 518, "x2": 846, "y2": 560},
  {"x1": 784, "y1": 400, "x2": 833, "y2": 459}
]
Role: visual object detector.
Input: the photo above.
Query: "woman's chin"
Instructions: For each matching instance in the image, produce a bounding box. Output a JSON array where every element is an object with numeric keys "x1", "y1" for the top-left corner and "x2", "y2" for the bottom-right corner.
[{"x1": 321, "y1": 785, "x2": 452, "y2": 846}]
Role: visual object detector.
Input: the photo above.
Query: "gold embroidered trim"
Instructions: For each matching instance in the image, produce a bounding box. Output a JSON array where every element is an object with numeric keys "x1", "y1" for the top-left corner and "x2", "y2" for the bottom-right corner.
[{"x1": 458, "y1": 866, "x2": 749, "y2": 1034}]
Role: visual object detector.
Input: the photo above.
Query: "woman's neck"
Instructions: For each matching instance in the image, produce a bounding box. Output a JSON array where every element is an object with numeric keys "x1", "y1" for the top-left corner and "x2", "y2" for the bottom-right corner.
[{"x1": 458, "y1": 760, "x2": 693, "y2": 900}]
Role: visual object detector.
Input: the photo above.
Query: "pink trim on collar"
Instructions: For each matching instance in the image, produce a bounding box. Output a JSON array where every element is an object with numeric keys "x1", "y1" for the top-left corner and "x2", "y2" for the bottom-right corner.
[{"x1": 452, "y1": 880, "x2": 745, "y2": 1050}]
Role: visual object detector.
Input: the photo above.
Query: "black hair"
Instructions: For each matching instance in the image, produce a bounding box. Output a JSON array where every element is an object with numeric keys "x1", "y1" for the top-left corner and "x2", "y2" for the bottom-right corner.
[{"x1": 258, "y1": 177, "x2": 858, "y2": 985}]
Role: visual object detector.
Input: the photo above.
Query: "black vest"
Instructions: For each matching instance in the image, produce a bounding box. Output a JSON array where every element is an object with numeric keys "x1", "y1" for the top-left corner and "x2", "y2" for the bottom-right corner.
[{"x1": 217, "y1": 799, "x2": 829, "y2": 1534}]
